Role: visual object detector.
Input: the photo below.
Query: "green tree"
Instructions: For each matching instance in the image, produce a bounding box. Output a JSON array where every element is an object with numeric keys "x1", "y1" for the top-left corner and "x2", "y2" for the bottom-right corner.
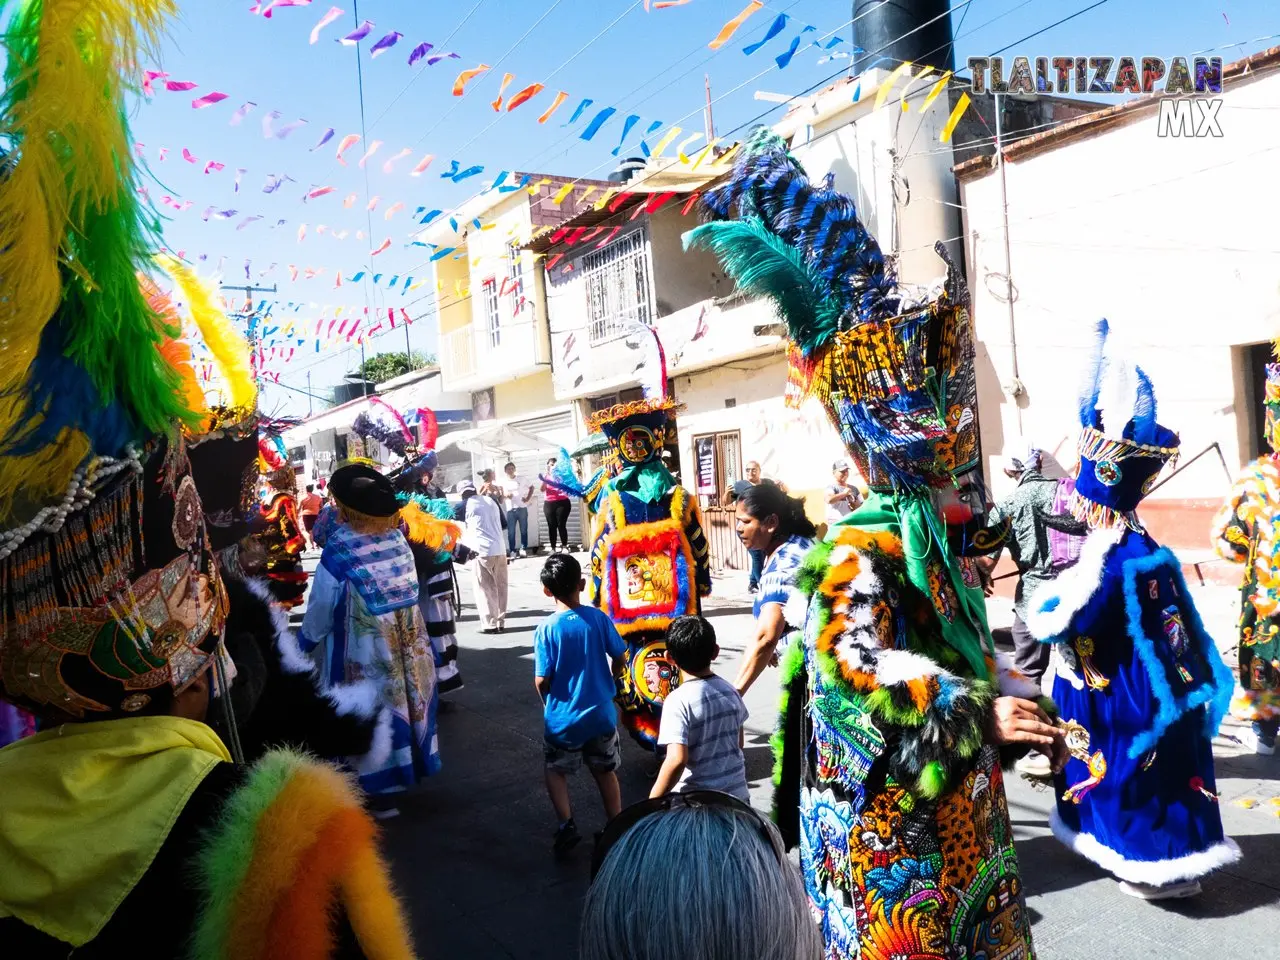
[{"x1": 357, "y1": 351, "x2": 436, "y2": 384}]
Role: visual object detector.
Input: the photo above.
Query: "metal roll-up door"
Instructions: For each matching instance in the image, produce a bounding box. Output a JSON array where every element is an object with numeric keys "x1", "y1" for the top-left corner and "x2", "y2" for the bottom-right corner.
[{"x1": 508, "y1": 410, "x2": 581, "y2": 550}]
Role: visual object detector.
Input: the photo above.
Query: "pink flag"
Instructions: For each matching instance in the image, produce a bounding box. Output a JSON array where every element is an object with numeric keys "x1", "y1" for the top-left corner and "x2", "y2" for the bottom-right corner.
[
  {"x1": 369, "y1": 31, "x2": 402, "y2": 57},
  {"x1": 203, "y1": 161, "x2": 225, "y2": 174},
  {"x1": 230, "y1": 101, "x2": 257, "y2": 125},
  {"x1": 371, "y1": 237, "x2": 391, "y2": 256},
  {"x1": 133, "y1": 142, "x2": 145, "y2": 158},
  {"x1": 307, "y1": 185, "x2": 335, "y2": 199},
  {"x1": 191, "y1": 91, "x2": 228, "y2": 109},
  {"x1": 382, "y1": 147, "x2": 411, "y2": 173},
  {"x1": 262, "y1": 0, "x2": 313, "y2": 16},
  {"x1": 297, "y1": 224, "x2": 307, "y2": 242},
  {"x1": 142, "y1": 70, "x2": 167, "y2": 97},
  {"x1": 339, "y1": 19, "x2": 373, "y2": 44},
  {"x1": 356, "y1": 230, "x2": 366, "y2": 240},
  {"x1": 357, "y1": 140, "x2": 383, "y2": 168},
  {"x1": 343, "y1": 193, "x2": 356, "y2": 208},
  {"x1": 182, "y1": 147, "x2": 199, "y2": 164},
  {"x1": 290, "y1": 265, "x2": 301, "y2": 281},
  {"x1": 165, "y1": 80, "x2": 198, "y2": 92},
  {"x1": 158, "y1": 147, "x2": 168, "y2": 161},
  {"x1": 410, "y1": 153, "x2": 434, "y2": 176},
  {"x1": 316, "y1": 225, "x2": 328, "y2": 234},
  {"x1": 384, "y1": 201, "x2": 404, "y2": 219},
  {"x1": 310, "y1": 5, "x2": 343, "y2": 43},
  {"x1": 335, "y1": 134, "x2": 360, "y2": 164},
  {"x1": 366, "y1": 196, "x2": 380, "y2": 211}
]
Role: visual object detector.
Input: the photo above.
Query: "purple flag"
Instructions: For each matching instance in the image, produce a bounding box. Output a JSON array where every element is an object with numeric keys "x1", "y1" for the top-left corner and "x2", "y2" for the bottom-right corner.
[
  {"x1": 407, "y1": 41, "x2": 433, "y2": 66},
  {"x1": 338, "y1": 19, "x2": 372, "y2": 44},
  {"x1": 369, "y1": 30, "x2": 402, "y2": 57},
  {"x1": 275, "y1": 118, "x2": 308, "y2": 138},
  {"x1": 426, "y1": 51, "x2": 460, "y2": 66},
  {"x1": 311, "y1": 127, "x2": 335, "y2": 150},
  {"x1": 230, "y1": 101, "x2": 257, "y2": 125}
]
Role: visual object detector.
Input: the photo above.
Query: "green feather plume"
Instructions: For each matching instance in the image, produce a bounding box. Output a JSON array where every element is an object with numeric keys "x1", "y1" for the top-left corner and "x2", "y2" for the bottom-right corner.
[{"x1": 683, "y1": 218, "x2": 842, "y2": 353}]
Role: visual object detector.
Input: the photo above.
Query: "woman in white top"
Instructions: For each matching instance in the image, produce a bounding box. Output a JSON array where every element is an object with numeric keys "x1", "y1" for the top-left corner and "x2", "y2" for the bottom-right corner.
[{"x1": 461, "y1": 481, "x2": 509, "y2": 633}]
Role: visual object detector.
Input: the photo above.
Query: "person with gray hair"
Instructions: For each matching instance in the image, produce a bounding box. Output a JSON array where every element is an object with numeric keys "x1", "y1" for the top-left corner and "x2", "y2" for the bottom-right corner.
[{"x1": 580, "y1": 794, "x2": 821, "y2": 960}]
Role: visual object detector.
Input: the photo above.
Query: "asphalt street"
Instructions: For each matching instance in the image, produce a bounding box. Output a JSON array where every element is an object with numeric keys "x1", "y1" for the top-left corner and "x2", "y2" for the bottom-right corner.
[{"x1": 319, "y1": 553, "x2": 1280, "y2": 959}]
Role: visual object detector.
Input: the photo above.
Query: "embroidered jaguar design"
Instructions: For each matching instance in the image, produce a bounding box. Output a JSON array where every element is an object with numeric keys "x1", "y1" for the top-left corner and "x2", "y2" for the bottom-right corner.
[{"x1": 849, "y1": 786, "x2": 909, "y2": 881}]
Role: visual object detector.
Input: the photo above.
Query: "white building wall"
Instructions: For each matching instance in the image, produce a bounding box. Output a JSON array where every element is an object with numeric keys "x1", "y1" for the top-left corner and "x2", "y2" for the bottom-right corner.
[{"x1": 959, "y1": 69, "x2": 1280, "y2": 504}]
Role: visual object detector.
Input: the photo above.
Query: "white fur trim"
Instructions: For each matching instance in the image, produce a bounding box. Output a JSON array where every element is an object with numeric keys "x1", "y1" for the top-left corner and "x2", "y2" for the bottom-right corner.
[
  {"x1": 1050, "y1": 807, "x2": 1242, "y2": 884},
  {"x1": 1049, "y1": 644, "x2": 1085, "y2": 693},
  {"x1": 351, "y1": 706, "x2": 394, "y2": 775},
  {"x1": 783, "y1": 591, "x2": 810, "y2": 630},
  {"x1": 994, "y1": 649, "x2": 1040, "y2": 699},
  {"x1": 326, "y1": 679, "x2": 380, "y2": 720},
  {"x1": 241, "y1": 576, "x2": 314, "y2": 676},
  {"x1": 1024, "y1": 526, "x2": 1124, "y2": 641},
  {"x1": 874, "y1": 649, "x2": 950, "y2": 687}
]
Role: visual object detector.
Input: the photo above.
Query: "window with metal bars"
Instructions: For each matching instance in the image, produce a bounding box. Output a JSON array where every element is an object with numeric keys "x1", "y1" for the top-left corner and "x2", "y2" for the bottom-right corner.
[
  {"x1": 482, "y1": 278, "x2": 500, "y2": 348},
  {"x1": 582, "y1": 228, "x2": 652, "y2": 344},
  {"x1": 506, "y1": 242, "x2": 525, "y2": 317}
]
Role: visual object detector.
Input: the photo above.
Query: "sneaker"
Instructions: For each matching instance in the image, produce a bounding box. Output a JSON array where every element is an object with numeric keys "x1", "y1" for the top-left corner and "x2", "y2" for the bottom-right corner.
[
  {"x1": 1241, "y1": 725, "x2": 1277, "y2": 756},
  {"x1": 748, "y1": 583, "x2": 760, "y2": 595},
  {"x1": 519, "y1": 549, "x2": 527, "y2": 558},
  {"x1": 553, "y1": 819, "x2": 581, "y2": 856},
  {"x1": 1015, "y1": 751, "x2": 1053, "y2": 778},
  {"x1": 1117, "y1": 879, "x2": 1201, "y2": 901}
]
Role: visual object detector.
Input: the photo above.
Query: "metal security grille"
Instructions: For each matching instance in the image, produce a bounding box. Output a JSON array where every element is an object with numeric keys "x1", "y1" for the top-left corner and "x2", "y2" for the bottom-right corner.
[
  {"x1": 482, "y1": 278, "x2": 501, "y2": 348},
  {"x1": 583, "y1": 229, "x2": 652, "y2": 344}
]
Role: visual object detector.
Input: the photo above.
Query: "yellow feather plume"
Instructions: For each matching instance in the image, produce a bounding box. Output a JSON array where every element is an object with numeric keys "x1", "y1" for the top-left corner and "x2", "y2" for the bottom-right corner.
[
  {"x1": 141, "y1": 274, "x2": 208, "y2": 419},
  {"x1": 0, "y1": 0, "x2": 176, "y2": 401},
  {"x1": 400, "y1": 500, "x2": 462, "y2": 554},
  {"x1": 156, "y1": 255, "x2": 257, "y2": 414}
]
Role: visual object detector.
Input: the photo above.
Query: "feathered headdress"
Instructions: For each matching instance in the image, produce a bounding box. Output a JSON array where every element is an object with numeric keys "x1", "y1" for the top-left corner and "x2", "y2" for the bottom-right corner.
[{"x1": 685, "y1": 130, "x2": 977, "y2": 492}]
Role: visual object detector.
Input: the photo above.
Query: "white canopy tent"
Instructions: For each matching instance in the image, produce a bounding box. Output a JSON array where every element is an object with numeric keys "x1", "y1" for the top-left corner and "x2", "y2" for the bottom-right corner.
[{"x1": 434, "y1": 422, "x2": 561, "y2": 457}]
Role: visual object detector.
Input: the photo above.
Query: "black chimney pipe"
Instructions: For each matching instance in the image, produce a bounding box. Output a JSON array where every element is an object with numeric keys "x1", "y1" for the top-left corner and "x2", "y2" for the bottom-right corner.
[{"x1": 853, "y1": 0, "x2": 955, "y2": 75}]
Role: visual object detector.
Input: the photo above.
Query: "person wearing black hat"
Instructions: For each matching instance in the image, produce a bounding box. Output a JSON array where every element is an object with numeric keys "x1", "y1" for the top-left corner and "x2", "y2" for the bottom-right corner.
[{"x1": 299, "y1": 463, "x2": 442, "y2": 816}]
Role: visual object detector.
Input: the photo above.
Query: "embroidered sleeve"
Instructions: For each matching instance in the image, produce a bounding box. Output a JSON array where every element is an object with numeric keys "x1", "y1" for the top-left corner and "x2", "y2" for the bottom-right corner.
[{"x1": 682, "y1": 493, "x2": 712, "y2": 597}]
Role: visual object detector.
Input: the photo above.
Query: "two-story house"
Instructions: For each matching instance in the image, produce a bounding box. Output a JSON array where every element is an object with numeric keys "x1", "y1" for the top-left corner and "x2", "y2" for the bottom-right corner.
[{"x1": 423, "y1": 172, "x2": 614, "y2": 550}]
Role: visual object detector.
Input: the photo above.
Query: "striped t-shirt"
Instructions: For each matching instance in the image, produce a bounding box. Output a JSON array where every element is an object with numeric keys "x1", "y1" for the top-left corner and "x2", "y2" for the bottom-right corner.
[{"x1": 657, "y1": 674, "x2": 749, "y2": 801}]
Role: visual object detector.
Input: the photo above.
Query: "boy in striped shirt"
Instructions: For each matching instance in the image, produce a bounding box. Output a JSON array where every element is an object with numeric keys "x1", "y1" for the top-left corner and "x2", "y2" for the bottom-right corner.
[{"x1": 650, "y1": 616, "x2": 750, "y2": 802}]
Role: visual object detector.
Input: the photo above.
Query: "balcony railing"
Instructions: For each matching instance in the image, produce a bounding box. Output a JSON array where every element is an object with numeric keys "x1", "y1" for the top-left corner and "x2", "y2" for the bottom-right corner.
[{"x1": 440, "y1": 315, "x2": 541, "y2": 389}]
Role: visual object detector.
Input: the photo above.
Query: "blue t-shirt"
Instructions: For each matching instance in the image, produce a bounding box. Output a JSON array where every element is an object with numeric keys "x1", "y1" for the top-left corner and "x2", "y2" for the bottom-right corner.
[
  {"x1": 753, "y1": 535, "x2": 815, "y2": 619},
  {"x1": 534, "y1": 605, "x2": 628, "y2": 746}
]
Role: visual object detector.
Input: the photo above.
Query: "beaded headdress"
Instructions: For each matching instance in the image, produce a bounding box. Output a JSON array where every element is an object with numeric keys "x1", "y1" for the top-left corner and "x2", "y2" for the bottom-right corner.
[
  {"x1": 684, "y1": 128, "x2": 979, "y2": 493},
  {"x1": 0, "y1": 0, "x2": 233, "y2": 721},
  {"x1": 1069, "y1": 319, "x2": 1179, "y2": 531},
  {"x1": 587, "y1": 397, "x2": 682, "y2": 468}
]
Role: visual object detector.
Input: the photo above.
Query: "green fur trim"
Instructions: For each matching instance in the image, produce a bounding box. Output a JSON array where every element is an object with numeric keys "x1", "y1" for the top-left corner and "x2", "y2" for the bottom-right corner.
[
  {"x1": 914, "y1": 761, "x2": 948, "y2": 800},
  {"x1": 771, "y1": 638, "x2": 808, "y2": 787},
  {"x1": 188, "y1": 750, "x2": 308, "y2": 960},
  {"x1": 865, "y1": 687, "x2": 927, "y2": 728},
  {"x1": 1036, "y1": 695, "x2": 1059, "y2": 719},
  {"x1": 795, "y1": 539, "x2": 835, "y2": 597}
]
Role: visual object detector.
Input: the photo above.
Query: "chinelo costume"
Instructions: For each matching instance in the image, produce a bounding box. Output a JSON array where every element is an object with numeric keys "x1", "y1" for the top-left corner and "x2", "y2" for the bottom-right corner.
[
  {"x1": 300, "y1": 462, "x2": 443, "y2": 796},
  {"x1": 0, "y1": 1, "x2": 414, "y2": 956},
  {"x1": 256, "y1": 436, "x2": 308, "y2": 609},
  {"x1": 685, "y1": 129, "x2": 1041, "y2": 959},
  {"x1": 1027, "y1": 320, "x2": 1237, "y2": 893},
  {"x1": 584, "y1": 390, "x2": 712, "y2": 749},
  {"x1": 1212, "y1": 357, "x2": 1280, "y2": 746}
]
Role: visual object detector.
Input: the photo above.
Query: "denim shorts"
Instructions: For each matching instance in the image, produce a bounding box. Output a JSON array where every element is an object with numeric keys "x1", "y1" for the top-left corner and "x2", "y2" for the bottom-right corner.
[{"x1": 544, "y1": 729, "x2": 621, "y2": 775}]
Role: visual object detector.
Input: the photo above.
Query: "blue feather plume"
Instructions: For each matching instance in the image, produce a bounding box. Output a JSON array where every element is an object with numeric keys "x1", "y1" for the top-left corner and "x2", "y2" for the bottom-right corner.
[
  {"x1": 1131, "y1": 366, "x2": 1158, "y2": 446},
  {"x1": 1077, "y1": 318, "x2": 1109, "y2": 429},
  {"x1": 540, "y1": 447, "x2": 588, "y2": 499}
]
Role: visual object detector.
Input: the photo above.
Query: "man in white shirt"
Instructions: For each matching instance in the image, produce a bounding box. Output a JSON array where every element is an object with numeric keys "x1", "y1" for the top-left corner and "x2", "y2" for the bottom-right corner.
[
  {"x1": 825, "y1": 459, "x2": 864, "y2": 524},
  {"x1": 500, "y1": 461, "x2": 535, "y2": 559},
  {"x1": 460, "y1": 481, "x2": 509, "y2": 633}
]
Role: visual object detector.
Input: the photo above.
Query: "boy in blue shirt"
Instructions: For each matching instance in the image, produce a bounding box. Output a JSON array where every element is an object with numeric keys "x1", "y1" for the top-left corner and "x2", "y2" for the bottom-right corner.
[{"x1": 534, "y1": 553, "x2": 628, "y2": 855}]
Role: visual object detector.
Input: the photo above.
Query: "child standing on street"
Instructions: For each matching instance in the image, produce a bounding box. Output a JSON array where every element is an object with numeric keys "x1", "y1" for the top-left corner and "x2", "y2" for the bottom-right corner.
[
  {"x1": 534, "y1": 554, "x2": 628, "y2": 855},
  {"x1": 651, "y1": 616, "x2": 750, "y2": 801}
]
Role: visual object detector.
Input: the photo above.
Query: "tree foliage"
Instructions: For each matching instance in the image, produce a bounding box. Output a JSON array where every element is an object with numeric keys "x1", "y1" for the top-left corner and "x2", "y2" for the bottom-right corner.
[{"x1": 357, "y1": 351, "x2": 435, "y2": 384}]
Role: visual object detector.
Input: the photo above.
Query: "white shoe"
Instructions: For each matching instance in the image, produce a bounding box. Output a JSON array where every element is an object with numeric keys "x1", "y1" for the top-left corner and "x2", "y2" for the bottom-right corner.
[
  {"x1": 1239, "y1": 727, "x2": 1277, "y2": 756},
  {"x1": 519, "y1": 549, "x2": 527, "y2": 558},
  {"x1": 1015, "y1": 752, "x2": 1053, "y2": 778},
  {"x1": 1117, "y1": 879, "x2": 1201, "y2": 900}
]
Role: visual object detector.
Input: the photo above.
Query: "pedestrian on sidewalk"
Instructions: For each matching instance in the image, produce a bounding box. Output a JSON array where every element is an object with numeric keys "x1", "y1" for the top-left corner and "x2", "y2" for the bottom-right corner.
[
  {"x1": 541, "y1": 456, "x2": 572, "y2": 553},
  {"x1": 733, "y1": 484, "x2": 816, "y2": 696},
  {"x1": 650, "y1": 616, "x2": 749, "y2": 802},
  {"x1": 534, "y1": 554, "x2": 628, "y2": 856},
  {"x1": 824, "y1": 458, "x2": 863, "y2": 524},
  {"x1": 501, "y1": 460, "x2": 534, "y2": 558},
  {"x1": 726, "y1": 460, "x2": 769, "y2": 592},
  {"x1": 298, "y1": 483, "x2": 323, "y2": 550},
  {"x1": 460, "y1": 480, "x2": 508, "y2": 633}
]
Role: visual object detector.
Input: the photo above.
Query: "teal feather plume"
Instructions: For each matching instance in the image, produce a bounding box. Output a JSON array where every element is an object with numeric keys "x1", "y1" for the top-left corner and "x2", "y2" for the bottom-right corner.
[{"x1": 683, "y1": 218, "x2": 840, "y2": 354}]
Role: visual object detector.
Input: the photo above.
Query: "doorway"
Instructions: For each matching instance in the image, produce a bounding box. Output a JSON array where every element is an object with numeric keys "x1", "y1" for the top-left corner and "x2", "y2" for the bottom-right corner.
[{"x1": 692, "y1": 430, "x2": 749, "y2": 577}]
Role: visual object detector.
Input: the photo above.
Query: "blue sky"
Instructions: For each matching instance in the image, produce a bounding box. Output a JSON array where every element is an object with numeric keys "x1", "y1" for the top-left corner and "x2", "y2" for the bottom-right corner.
[{"x1": 132, "y1": 0, "x2": 1279, "y2": 416}]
